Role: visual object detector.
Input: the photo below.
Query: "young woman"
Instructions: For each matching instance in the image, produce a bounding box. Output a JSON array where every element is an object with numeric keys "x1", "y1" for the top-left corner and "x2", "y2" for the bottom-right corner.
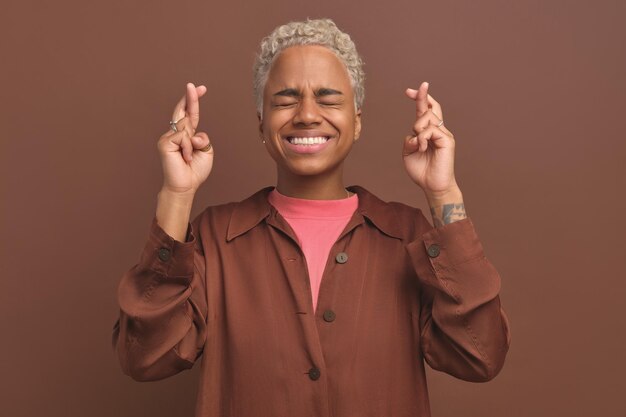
[{"x1": 114, "y1": 18, "x2": 510, "y2": 417}]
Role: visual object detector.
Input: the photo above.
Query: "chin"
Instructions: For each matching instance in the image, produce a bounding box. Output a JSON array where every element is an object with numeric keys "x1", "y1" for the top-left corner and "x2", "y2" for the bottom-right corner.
[{"x1": 281, "y1": 159, "x2": 342, "y2": 177}]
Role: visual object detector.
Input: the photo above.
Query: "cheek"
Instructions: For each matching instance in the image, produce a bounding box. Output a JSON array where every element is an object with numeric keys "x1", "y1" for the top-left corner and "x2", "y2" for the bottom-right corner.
[
  {"x1": 332, "y1": 113, "x2": 357, "y2": 132},
  {"x1": 265, "y1": 112, "x2": 294, "y2": 132}
]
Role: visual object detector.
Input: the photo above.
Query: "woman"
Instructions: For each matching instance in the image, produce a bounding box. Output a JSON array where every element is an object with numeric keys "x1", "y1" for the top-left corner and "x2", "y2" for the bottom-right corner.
[{"x1": 114, "y1": 18, "x2": 510, "y2": 417}]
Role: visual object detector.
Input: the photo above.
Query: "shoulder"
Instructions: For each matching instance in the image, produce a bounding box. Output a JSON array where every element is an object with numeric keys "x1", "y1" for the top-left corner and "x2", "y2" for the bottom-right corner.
[
  {"x1": 191, "y1": 187, "x2": 274, "y2": 238},
  {"x1": 351, "y1": 185, "x2": 433, "y2": 240}
]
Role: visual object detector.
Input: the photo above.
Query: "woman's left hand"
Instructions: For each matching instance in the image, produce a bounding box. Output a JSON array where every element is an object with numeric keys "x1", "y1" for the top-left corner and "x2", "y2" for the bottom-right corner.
[{"x1": 402, "y1": 82, "x2": 460, "y2": 198}]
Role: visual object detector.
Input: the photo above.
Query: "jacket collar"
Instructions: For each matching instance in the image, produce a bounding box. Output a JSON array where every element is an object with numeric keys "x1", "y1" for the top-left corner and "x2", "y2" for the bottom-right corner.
[{"x1": 226, "y1": 185, "x2": 404, "y2": 241}]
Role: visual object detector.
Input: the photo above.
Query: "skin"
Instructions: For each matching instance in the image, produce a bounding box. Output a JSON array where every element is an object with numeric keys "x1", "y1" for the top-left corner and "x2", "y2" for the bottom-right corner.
[
  {"x1": 258, "y1": 45, "x2": 361, "y2": 200},
  {"x1": 402, "y1": 82, "x2": 467, "y2": 226},
  {"x1": 154, "y1": 46, "x2": 466, "y2": 241}
]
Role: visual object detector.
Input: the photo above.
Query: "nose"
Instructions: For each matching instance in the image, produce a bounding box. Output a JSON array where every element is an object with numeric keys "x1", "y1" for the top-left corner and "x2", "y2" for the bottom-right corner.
[{"x1": 292, "y1": 97, "x2": 322, "y2": 126}]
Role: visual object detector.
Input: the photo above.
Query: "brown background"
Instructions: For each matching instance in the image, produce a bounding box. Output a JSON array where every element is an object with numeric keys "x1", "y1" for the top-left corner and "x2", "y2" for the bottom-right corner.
[{"x1": 2, "y1": 0, "x2": 625, "y2": 416}]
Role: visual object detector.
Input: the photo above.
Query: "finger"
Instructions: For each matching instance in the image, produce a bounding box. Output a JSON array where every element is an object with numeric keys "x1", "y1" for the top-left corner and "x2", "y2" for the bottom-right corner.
[
  {"x1": 180, "y1": 130, "x2": 194, "y2": 162},
  {"x1": 427, "y1": 94, "x2": 444, "y2": 120},
  {"x1": 191, "y1": 132, "x2": 214, "y2": 154},
  {"x1": 439, "y1": 123, "x2": 454, "y2": 138},
  {"x1": 412, "y1": 110, "x2": 444, "y2": 135},
  {"x1": 418, "y1": 135, "x2": 429, "y2": 152},
  {"x1": 404, "y1": 81, "x2": 429, "y2": 118},
  {"x1": 402, "y1": 134, "x2": 420, "y2": 156},
  {"x1": 416, "y1": 125, "x2": 454, "y2": 150},
  {"x1": 169, "y1": 84, "x2": 205, "y2": 124},
  {"x1": 158, "y1": 129, "x2": 184, "y2": 154},
  {"x1": 405, "y1": 82, "x2": 430, "y2": 118},
  {"x1": 405, "y1": 88, "x2": 418, "y2": 100},
  {"x1": 415, "y1": 81, "x2": 429, "y2": 117},
  {"x1": 163, "y1": 118, "x2": 192, "y2": 141},
  {"x1": 185, "y1": 83, "x2": 201, "y2": 131},
  {"x1": 171, "y1": 92, "x2": 187, "y2": 123},
  {"x1": 172, "y1": 116, "x2": 195, "y2": 138}
]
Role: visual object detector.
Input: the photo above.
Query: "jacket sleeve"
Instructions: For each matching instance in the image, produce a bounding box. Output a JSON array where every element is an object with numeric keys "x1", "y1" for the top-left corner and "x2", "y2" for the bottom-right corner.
[
  {"x1": 406, "y1": 214, "x2": 511, "y2": 382},
  {"x1": 112, "y1": 215, "x2": 207, "y2": 381}
]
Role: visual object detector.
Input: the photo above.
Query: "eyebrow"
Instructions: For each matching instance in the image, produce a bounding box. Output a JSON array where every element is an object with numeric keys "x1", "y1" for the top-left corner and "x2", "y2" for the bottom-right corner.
[
  {"x1": 273, "y1": 88, "x2": 344, "y2": 98},
  {"x1": 315, "y1": 88, "x2": 343, "y2": 97}
]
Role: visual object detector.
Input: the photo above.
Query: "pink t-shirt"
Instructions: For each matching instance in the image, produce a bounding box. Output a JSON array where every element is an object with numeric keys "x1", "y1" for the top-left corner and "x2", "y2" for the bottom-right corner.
[{"x1": 268, "y1": 189, "x2": 358, "y2": 312}]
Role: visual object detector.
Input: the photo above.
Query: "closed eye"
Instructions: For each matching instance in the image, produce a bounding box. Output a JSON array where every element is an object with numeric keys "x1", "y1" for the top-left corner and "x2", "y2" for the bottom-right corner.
[
  {"x1": 318, "y1": 101, "x2": 342, "y2": 107},
  {"x1": 274, "y1": 102, "x2": 297, "y2": 107}
]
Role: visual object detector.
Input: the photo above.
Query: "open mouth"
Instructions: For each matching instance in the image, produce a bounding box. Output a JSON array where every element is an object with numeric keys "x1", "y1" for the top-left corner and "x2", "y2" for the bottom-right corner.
[{"x1": 286, "y1": 136, "x2": 331, "y2": 145}]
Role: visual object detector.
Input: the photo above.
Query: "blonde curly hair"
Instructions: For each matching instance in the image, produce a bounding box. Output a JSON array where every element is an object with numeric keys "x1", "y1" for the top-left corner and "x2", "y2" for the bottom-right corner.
[{"x1": 253, "y1": 18, "x2": 365, "y2": 117}]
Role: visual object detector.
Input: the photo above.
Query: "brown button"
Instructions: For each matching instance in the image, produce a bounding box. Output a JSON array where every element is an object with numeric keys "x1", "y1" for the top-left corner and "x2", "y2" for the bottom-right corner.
[
  {"x1": 335, "y1": 252, "x2": 348, "y2": 264},
  {"x1": 308, "y1": 367, "x2": 321, "y2": 381},
  {"x1": 427, "y1": 244, "x2": 440, "y2": 258},
  {"x1": 323, "y1": 310, "x2": 336, "y2": 322},
  {"x1": 157, "y1": 248, "x2": 171, "y2": 262}
]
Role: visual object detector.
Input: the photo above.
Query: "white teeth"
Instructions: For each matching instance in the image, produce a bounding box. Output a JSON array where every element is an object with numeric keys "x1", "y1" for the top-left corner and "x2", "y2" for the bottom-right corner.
[{"x1": 289, "y1": 136, "x2": 329, "y2": 145}]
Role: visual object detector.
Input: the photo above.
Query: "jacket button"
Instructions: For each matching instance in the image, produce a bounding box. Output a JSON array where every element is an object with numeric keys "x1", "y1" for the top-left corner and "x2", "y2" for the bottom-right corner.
[
  {"x1": 308, "y1": 367, "x2": 321, "y2": 381},
  {"x1": 427, "y1": 244, "x2": 440, "y2": 258},
  {"x1": 157, "y1": 248, "x2": 171, "y2": 262},
  {"x1": 323, "y1": 310, "x2": 336, "y2": 322},
  {"x1": 335, "y1": 252, "x2": 348, "y2": 264}
]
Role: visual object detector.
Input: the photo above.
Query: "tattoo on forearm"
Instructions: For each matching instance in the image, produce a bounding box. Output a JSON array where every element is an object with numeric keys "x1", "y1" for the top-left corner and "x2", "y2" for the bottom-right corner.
[{"x1": 430, "y1": 203, "x2": 466, "y2": 227}]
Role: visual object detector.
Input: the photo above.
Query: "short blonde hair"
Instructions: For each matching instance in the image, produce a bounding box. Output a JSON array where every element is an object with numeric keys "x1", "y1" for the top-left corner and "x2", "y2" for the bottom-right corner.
[{"x1": 253, "y1": 18, "x2": 365, "y2": 116}]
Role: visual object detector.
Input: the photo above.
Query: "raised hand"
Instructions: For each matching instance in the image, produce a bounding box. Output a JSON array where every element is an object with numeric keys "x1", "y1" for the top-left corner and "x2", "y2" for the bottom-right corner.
[
  {"x1": 402, "y1": 82, "x2": 460, "y2": 199},
  {"x1": 157, "y1": 82, "x2": 214, "y2": 196}
]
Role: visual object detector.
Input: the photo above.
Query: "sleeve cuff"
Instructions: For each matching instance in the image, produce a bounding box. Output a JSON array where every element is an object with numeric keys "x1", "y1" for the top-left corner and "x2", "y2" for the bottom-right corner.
[
  {"x1": 137, "y1": 217, "x2": 198, "y2": 278},
  {"x1": 407, "y1": 217, "x2": 488, "y2": 287}
]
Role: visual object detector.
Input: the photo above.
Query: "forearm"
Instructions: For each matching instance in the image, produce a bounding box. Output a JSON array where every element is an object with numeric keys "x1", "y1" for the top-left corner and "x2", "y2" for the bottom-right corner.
[
  {"x1": 114, "y1": 215, "x2": 207, "y2": 381},
  {"x1": 407, "y1": 213, "x2": 510, "y2": 381},
  {"x1": 425, "y1": 186, "x2": 467, "y2": 228},
  {"x1": 156, "y1": 188, "x2": 195, "y2": 241}
]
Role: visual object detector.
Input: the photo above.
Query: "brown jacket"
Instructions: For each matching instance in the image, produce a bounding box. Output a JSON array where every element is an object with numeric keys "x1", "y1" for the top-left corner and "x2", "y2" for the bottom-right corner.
[{"x1": 113, "y1": 185, "x2": 511, "y2": 417}]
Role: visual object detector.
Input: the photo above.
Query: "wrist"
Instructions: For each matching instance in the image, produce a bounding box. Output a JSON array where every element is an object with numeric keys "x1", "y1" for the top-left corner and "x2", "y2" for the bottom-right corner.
[
  {"x1": 156, "y1": 189, "x2": 195, "y2": 242},
  {"x1": 158, "y1": 188, "x2": 196, "y2": 207},
  {"x1": 425, "y1": 186, "x2": 466, "y2": 228},
  {"x1": 425, "y1": 185, "x2": 463, "y2": 207}
]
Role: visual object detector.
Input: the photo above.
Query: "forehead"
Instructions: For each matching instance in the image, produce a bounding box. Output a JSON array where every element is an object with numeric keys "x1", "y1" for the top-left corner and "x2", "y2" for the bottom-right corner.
[{"x1": 266, "y1": 45, "x2": 352, "y2": 91}]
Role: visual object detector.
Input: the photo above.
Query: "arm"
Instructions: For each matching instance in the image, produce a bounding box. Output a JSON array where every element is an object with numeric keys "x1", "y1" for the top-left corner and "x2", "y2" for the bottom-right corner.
[
  {"x1": 407, "y1": 210, "x2": 511, "y2": 382},
  {"x1": 112, "y1": 210, "x2": 208, "y2": 381},
  {"x1": 112, "y1": 83, "x2": 213, "y2": 381},
  {"x1": 402, "y1": 83, "x2": 510, "y2": 380}
]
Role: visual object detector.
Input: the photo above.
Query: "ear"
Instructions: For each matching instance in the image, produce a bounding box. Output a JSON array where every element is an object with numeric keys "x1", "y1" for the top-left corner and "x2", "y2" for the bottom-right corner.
[{"x1": 353, "y1": 108, "x2": 362, "y2": 141}]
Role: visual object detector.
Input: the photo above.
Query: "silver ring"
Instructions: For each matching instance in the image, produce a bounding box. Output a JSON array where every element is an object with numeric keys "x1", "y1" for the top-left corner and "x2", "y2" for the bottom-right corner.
[
  {"x1": 437, "y1": 120, "x2": 444, "y2": 127},
  {"x1": 169, "y1": 120, "x2": 179, "y2": 133}
]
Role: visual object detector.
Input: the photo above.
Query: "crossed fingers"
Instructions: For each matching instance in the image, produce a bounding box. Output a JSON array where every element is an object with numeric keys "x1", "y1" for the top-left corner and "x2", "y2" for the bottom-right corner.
[
  {"x1": 162, "y1": 83, "x2": 209, "y2": 161},
  {"x1": 404, "y1": 82, "x2": 454, "y2": 154}
]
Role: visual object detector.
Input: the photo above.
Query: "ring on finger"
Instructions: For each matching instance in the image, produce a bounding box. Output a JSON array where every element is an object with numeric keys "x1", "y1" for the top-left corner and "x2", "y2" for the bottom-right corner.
[
  {"x1": 169, "y1": 117, "x2": 185, "y2": 133},
  {"x1": 200, "y1": 143, "x2": 212, "y2": 152},
  {"x1": 437, "y1": 119, "x2": 444, "y2": 127},
  {"x1": 169, "y1": 119, "x2": 180, "y2": 133}
]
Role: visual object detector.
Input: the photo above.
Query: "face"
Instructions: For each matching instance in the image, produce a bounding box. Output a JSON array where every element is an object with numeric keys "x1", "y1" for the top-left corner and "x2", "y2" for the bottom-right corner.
[{"x1": 259, "y1": 45, "x2": 362, "y2": 178}]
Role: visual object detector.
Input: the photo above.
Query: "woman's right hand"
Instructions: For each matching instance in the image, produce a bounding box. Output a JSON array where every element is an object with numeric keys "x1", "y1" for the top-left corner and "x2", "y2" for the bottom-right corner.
[{"x1": 157, "y1": 83, "x2": 214, "y2": 196}]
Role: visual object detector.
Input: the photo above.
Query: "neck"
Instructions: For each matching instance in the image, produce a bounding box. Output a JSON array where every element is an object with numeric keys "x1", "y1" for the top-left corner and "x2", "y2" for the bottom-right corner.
[{"x1": 276, "y1": 167, "x2": 349, "y2": 200}]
